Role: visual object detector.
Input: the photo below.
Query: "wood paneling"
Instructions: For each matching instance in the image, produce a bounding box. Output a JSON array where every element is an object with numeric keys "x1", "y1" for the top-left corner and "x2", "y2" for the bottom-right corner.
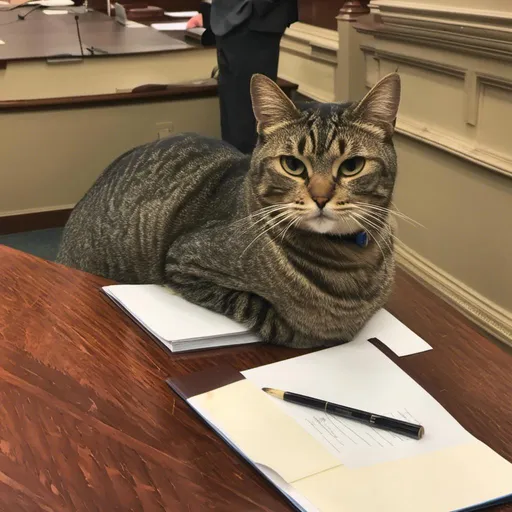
[
  {"x1": 0, "y1": 209, "x2": 72, "y2": 236},
  {"x1": 0, "y1": 245, "x2": 511, "y2": 510},
  {"x1": 0, "y1": 78, "x2": 297, "y2": 113},
  {"x1": 298, "y1": 0, "x2": 370, "y2": 29}
]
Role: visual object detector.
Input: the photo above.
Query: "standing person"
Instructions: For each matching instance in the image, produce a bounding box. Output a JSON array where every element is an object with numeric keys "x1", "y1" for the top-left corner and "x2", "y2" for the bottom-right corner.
[{"x1": 187, "y1": 0, "x2": 298, "y2": 154}]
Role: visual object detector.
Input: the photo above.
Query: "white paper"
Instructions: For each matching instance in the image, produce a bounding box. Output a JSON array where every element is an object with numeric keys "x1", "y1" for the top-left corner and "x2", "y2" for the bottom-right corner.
[
  {"x1": 242, "y1": 341, "x2": 474, "y2": 469},
  {"x1": 43, "y1": 8, "x2": 67, "y2": 14},
  {"x1": 30, "y1": 0, "x2": 73, "y2": 5},
  {"x1": 164, "y1": 10, "x2": 198, "y2": 17},
  {"x1": 103, "y1": 284, "x2": 251, "y2": 342},
  {"x1": 151, "y1": 22, "x2": 188, "y2": 31},
  {"x1": 255, "y1": 464, "x2": 318, "y2": 512},
  {"x1": 185, "y1": 394, "x2": 316, "y2": 512},
  {"x1": 358, "y1": 309, "x2": 432, "y2": 356},
  {"x1": 125, "y1": 20, "x2": 146, "y2": 28}
]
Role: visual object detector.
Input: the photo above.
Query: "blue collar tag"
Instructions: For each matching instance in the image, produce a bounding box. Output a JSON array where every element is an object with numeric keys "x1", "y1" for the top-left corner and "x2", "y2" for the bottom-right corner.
[{"x1": 355, "y1": 231, "x2": 369, "y2": 248}]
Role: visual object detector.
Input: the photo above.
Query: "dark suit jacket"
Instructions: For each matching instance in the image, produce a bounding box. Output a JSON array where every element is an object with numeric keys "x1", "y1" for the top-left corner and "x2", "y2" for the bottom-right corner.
[{"x1": 210, "y1": 0, "x2": 298, "y2": 37}]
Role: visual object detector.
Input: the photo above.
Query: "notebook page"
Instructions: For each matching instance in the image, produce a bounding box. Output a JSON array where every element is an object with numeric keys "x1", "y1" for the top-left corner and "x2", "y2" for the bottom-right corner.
[
  {"x1": 243, "y1": 341, "x2": 474, "y2": 469},
  {"x1": 103, "y1": 285, "x2": 252, "y2": 342},
  {"x1": 189, "y1": 379, "x2": 341, "y2": 483},
  {"x1": 293, "y1": 442, "x2": 512, "y2": 512}
]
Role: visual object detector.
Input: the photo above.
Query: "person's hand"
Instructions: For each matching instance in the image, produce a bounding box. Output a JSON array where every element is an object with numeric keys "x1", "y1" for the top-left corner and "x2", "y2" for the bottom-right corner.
[{"x1": 186, "y1": 13, "x2": 203, "y2": 29}]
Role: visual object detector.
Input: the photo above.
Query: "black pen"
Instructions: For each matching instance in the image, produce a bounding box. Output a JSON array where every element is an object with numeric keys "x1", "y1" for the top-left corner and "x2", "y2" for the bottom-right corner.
[{"x1": 262, "y1": 387, "x2": 424, "y2": 440}]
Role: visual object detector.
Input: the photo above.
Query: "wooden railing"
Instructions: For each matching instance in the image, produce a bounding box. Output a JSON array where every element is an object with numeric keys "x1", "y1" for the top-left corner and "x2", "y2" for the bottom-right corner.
[
  {"x1": 298, "y1": 0, "x2": 370, "y2": 29},
  {"x1": 338, "y1": 0, "x2": 370, "y2": 21}
]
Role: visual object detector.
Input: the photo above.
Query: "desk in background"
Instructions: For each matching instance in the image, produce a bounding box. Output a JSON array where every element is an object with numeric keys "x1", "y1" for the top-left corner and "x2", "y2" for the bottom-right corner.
[
  {"x1": 0, "y1": 8, "x2": 298, "y2": 234},
  {"x1": 0, "y1": 244, "x2": 511, "y2": 510},
  {"x1": 0, "y1": 9, "x2": 216, "y2": 100}
]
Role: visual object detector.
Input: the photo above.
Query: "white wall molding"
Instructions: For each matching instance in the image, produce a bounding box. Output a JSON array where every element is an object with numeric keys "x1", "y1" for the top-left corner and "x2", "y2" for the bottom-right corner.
[
  {"x1": 348, "y1": 4, "x2": 512, "y2": 347},
  {"x1": 395, "y1": 119, "x2": 512, "y2": 180},
  {"x1": 359, "y1": 1, "x2": 512, "y2": 62},
  {"x1": 371, "y1": 1, "x2": 512, "y2": 24},
  {"x1": 360, "y1": 45, "x2": 466, "y2": 78},
  {"x1": 396, "y1": 242, "x2": 512, "y2": 348},
  {"x1": 279, "y1": 23, "x2": 338, "y2": 102},
  {"x1": 360, "y1": 44, "x2": 512, "y2": 180},
  {"x1": 282, "y1": 22, "x2": 339, "y2": 58}
]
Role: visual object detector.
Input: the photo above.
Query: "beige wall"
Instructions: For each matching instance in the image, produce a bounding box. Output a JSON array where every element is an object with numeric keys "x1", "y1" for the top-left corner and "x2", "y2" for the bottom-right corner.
[
  {"x1": 1, "y1": 49, "x2": 217, "y2": 100},
  {"x1": 335, "y1": 1, "x2": 512, "y2": 345},
  {"x1": 0, "y1": 47, "x2": 219, "y2": 217},
  {"x1": 1, "y1": 98, "x2": 220, "y2": 216}
]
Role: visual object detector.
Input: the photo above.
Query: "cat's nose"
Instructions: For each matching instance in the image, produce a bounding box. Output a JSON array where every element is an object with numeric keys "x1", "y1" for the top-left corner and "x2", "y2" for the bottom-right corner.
[
  {"x1": 312, "y1": 196, "x2": 330, "y2": 209},
  {"x1": 307, "y1": 175, "x2": 334, "y2": 210}
]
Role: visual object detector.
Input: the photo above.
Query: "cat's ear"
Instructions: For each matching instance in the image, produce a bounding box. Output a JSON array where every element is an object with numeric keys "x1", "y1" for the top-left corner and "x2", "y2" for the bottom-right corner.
[
  {"x1": 250, "y1": 74, "x2": 300, "y2": 134},
  {"x1": 351, "y1": 73, "x2": 401, "y2": 136}
]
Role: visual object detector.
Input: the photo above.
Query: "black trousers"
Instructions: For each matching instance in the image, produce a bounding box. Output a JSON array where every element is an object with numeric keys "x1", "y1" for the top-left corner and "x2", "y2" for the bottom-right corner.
[{"x1": 216, "y1": 26, "x2": 283, "y2": 154}]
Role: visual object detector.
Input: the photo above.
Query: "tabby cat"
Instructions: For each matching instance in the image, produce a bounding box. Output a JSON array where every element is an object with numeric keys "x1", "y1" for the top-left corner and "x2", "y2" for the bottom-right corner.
[{"x1": 57, "y1": 73, "x2": 401, "y2": 349}]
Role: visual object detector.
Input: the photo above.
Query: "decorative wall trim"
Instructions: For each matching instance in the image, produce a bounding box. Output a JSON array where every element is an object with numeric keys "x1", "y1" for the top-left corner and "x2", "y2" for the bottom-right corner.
[
  {"x1": 395, "y1": 119, "x2": 512, "y2": 180},
  {"x1": 283, "y1": 22, "x2": 339, "y2": 57},
  {"x1": 361, "y1": 46, "x2": 512, "y2": 180},
  {"x1": 360, "y1": 46, "x2": 465, "y2": 78},
  {"x1": 464, "y1": 71, "x2": 479, "y2": 127},
  {"x1": 371, "y1": 1, "x2": 512, "y2": 24},
  {"x1": 357, "y1": 3, "x2": 512, "y2": 62},
  {"x1": 280, "y1": 22, "x2": 338, "y2": 102},
  {"x1": 396, "y1": 242, "x2": 512, "y2": 348}
]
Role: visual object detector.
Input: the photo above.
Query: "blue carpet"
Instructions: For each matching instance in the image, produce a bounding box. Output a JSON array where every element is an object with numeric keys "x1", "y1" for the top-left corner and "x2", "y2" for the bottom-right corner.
[{"x1": 0, "y1": 228, "x2": 63, "y2": 261}]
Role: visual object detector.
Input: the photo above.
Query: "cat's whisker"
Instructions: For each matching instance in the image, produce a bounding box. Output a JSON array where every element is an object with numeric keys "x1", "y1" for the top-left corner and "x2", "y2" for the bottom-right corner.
[
  {"x1": 250, "y1": 204, "x2": 293, "y2": 218},
  {"x1": 353, "y1": 203, "x2": 406, "y2": 224},
  {"x1": 350, "y1": 211, "x2": 384, "y2": 238},
  {"x1": 353, "y1": 202, "x2": 424, "y2": 228},
  {"x1": 240, "y1": 212, "x2": 296, "y2": 258},
  {"x1": 278, "y1": 215, "x2": 301, "y2": 242},
  {"x1": 351, "y1": 206, "x2": 400, "y2": 245},
  {"x1": 233, "y1": 203, "x2": 291, "y2": 221},
  {"x1": 352, "y1": 211, "x2": 395, "y2": 254},
  {"x1": 349, "y1": 213, "x2": 388, "y2": 263},
  {"x1": 350, "y1": 211, "x2": 394, "y2": 256},
  {"x1": 251, "y1": 210, "x2": 294, "y2": 235},
  {"x1": 232, "y1": 204, "x2": 291, "y2": 227},
  {"x1": 236, "y1": 208, "x2": 293, "y2": 237},
  {"x1": 241, "y1": 208, "x2": 291, "y2": 232}
]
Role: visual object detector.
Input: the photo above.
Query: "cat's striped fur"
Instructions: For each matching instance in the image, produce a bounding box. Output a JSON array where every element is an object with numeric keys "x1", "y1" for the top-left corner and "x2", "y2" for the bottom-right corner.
[{"x1": 57, "y1": 73, "x2": 401, "y2": 348}]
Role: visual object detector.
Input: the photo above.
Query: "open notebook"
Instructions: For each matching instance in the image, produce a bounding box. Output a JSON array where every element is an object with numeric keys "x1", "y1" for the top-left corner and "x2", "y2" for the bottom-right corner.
[
  {"x1": 103, "y1": 283, "x2": 435, "y2": 355},
  {"x1": 102, "y1": 284, "x2": 260, "y2": 352},
  {"x1": 168, "y1": 340, "x2": 512, "y2": 512}
]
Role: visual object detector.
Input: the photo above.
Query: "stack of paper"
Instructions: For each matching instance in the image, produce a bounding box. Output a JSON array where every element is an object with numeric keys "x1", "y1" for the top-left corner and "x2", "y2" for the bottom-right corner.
[
  {"x1": 29, "y1": 0, "x2": 74, "y2": 6},
  {"x1": 102, "y1": 284, "x2": 261, "y2": 352},
  {"x1": 151, "y1": 22, "x2": 188, "y2": 31},
  {"x1": 164, "y1": 10, "x2": 198, "y2": 18}
]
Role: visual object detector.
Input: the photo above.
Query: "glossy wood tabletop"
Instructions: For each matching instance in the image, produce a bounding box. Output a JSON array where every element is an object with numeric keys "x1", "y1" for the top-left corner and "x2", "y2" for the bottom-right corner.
[{"x1": 0, "y1": 245, "x2": 511, "y2": 511}]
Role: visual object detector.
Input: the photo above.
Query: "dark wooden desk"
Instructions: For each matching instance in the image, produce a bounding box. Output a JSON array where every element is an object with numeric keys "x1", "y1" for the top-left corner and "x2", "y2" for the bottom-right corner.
[
  {"x1": 0, "y1": 8, "x2": 191, "y2": 65},
  {"x1": 0, "y1": 245, "x2": 511, "y2": 511},
  {"x1": 0, "y1": 77, "x2": 298, "y2": 113}
]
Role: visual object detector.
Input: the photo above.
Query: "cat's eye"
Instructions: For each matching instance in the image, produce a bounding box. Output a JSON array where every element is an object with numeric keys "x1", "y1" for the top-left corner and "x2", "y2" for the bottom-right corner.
[
  {"x1": 280, "y1": 156, "x2": 306, "y2": 177},
  {"x1": 339, "y1": 157, "x2": 366, "y2": 177}
]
